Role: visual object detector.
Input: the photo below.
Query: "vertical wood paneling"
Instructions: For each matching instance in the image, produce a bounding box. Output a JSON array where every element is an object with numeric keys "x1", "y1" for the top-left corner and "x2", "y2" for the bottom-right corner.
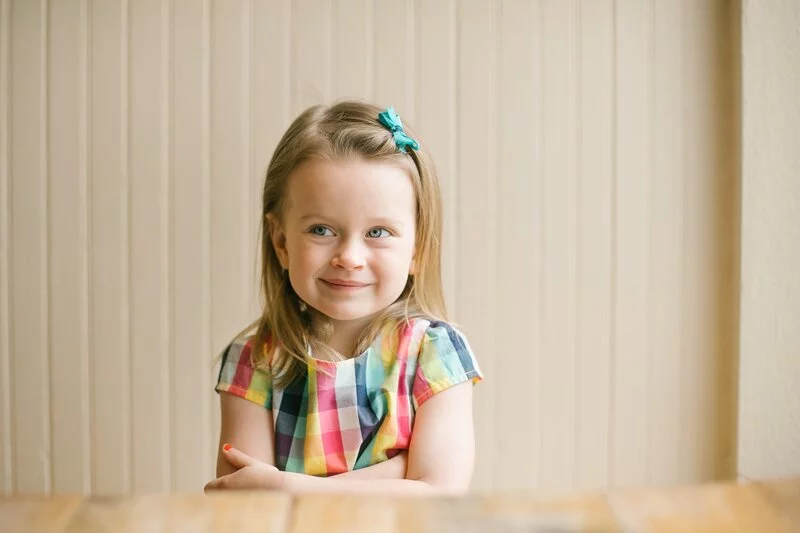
[
  {"x1": 540, "y1": 0, "x2": 578, "y2": 494},
  {"x1": 292, "y1": 0, "x2": 331, "y2": 114},
  {"x1": 532, "y1": 0, "x2": 545, "y2": 492},
  {"x1": 162, "y1": 2, "x2": 174, "y2": 490},
  {"x1": 48, "y1": 0, "x2": 91, "y2": 494},
  {"x1": 457, "y1": 0, "x2": 497, "y2": 492},
  {"x1": 738, "y1": 0, "x2": 795, "y2": 483},
  {"x1": 200, "y1": 0, "x2": 221, "y2": 478},
  {"x1": 715, "y1": 0, "x2": 740, "y2": 482},
  {"x1": 681, "y1": 0, "x2": 712, "y2": 482},
  {"x1": 251, "y1": 0, "x2": 291, "y2": 304},
  {"x1": 240, "y1": 0, "x2": 255, "y2": 322},
  {"x1": 89, "y1": 0, "x2": 131, "y2": 496},
  {"x1": 495, "y1": 0, "x2": 539, "y2": 492},
  {"x1": 334, "y1": 0, "x2": 370, "y2": 99},
  {"x1": 649, "y1": 0, "x2": 683, "y2": 486},
  {"x1": 202, "y1": 0, "x2": 217, "y2": 472},
  {"x1": 576, "y1": 0, "x2": 614, "y2": 491},
  {"x1": 681, "y1": 0, "x2": 737, "y2": 483},
  {"x1": 416, "y1": 0, "x2": 457, "y2": 316},
  {"x1": 210, "y1": 0, "x2": 250, "y2": 364},
  {"x1": 172, "y1": 0, "x2": 211, "y2": 492},
  {"x1": 373, "y1": 0, "x2": 414, "y2": 118},
  {"x1": 612, "y1": 0, "x2": 652, "y2": 488},
  {"x1": 129, "y1": 0, "x2": 171, "y2": 493},
  {"x1": 10, "y1": 0, "x2": 51, "y2": 494},
  {"x1": 0, "y1": 0, "x2": 13, "y2": 495},
  {"x1": 714, "y1": 0, "x2": 740, "y2": 482}
]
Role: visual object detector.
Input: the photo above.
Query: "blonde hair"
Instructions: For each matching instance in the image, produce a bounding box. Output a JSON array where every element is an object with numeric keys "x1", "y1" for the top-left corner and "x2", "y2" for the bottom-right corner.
[{"x1": 245, "y1": 100, "x2": 447, "y2": 387}]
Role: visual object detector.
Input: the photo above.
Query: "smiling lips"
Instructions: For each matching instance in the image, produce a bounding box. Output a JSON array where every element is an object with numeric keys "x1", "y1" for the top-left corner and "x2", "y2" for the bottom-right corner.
[{"x1": 320, "y1": 278, "x2": 371, "y2": 290}]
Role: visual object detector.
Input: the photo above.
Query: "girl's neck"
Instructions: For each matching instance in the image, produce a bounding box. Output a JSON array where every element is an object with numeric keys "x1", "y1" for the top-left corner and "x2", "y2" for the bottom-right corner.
[{"x1": 325, "y1": 315, "x2": 375, "y2": 358}]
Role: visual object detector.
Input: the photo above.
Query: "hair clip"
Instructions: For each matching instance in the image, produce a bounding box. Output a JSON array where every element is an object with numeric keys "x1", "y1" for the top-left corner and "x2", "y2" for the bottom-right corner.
[{"x1": 377, "y1": 107, "x2": 420, "y2": 153}]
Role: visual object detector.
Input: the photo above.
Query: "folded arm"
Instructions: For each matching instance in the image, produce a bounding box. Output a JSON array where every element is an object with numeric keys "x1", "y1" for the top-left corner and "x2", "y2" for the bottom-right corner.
[
  {"x1": 210, "y1": 382, "x2": 475, "y2": 495},
  {"x1": 215, "y1": 392, "x2": 409, "y2": 481},
  {"x1": 281, "y1": 381, "x2": 476, "y2": 495}
]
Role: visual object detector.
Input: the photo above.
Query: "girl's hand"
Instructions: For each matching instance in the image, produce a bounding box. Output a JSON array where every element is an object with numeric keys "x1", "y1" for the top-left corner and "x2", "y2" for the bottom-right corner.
[{"x1": 204, "y1": 444, "x2": 284, "y2": 492}]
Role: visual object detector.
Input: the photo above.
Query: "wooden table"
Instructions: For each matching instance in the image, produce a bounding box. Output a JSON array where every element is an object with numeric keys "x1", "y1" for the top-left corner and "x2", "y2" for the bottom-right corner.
[{"x1": 0, "y1": 477, "x2": 797, "y2": 532}]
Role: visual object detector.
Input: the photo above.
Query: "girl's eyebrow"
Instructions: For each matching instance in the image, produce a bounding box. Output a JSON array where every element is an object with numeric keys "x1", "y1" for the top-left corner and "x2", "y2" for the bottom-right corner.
[
  {"x1": 367, "y1": 218, "x2": 406, "y2": 229},
  {"x1": 297, "y1": 214, "x2": 338, "y2": 225},
  {"x1": 297, "y1": 214, "x2": 406, "y2": 228}
]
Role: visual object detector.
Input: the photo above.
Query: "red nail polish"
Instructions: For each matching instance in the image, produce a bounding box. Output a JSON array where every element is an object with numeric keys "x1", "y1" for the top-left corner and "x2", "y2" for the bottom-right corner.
[{"x1": 223, "y1": 443, "x2": 232, "y2": 451}]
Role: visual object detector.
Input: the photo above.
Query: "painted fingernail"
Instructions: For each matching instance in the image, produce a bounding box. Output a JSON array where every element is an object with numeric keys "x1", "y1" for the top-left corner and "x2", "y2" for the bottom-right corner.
[{"x1": 223, "y1": 443, "x2": 232, "y2": 451}]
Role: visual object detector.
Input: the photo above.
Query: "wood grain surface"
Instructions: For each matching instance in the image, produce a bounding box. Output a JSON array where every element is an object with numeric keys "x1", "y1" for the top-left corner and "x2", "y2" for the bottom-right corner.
[{"x1": 0, "y1": 478, "x2": 796, "y2": 532}]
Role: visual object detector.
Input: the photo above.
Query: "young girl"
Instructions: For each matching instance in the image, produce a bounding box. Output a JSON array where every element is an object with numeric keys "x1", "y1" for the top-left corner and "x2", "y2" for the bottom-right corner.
[{"x1": 203, "y1": 101, "x2": 483, "y2": 495}]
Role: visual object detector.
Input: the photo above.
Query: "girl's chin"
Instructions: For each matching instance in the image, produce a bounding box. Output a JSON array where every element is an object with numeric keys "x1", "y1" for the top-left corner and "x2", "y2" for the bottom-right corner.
[{"x1": 307, "y1": 304, "x2": 378, "y2": 324}]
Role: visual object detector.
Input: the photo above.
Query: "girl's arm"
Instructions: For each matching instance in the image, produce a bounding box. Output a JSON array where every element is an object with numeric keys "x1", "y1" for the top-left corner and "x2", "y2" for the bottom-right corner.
[
  {"x1": 330, "y1": 452, "x2": 408, "y2": 480},
  {"x1": 216, "y1": 393, "x2": 275, "y2": 477},
  {"x1": 207, "y1": 381, "x2": 475, "y2": 495}
]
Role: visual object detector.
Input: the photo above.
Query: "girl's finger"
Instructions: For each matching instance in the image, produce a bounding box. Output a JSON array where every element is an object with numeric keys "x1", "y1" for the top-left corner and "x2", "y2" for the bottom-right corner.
[
  {"x1": 221, "y1": 443, "x2": 255, "y2": 469},
  {"x1": 205, "y1": 470, "x2": 238, "y2": 493},
  {"x1": 204, "y1": 476, "x2": 223, "y2": 493}
]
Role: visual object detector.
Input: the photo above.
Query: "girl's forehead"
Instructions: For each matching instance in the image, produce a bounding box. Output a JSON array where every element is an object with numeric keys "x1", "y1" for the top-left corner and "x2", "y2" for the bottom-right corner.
[
  {"x1": 290, "y1": 157, "x2": 410, "y2": 183},
  {"x1": 285, "y1": 158, "x2": 416, "y2": 219}
]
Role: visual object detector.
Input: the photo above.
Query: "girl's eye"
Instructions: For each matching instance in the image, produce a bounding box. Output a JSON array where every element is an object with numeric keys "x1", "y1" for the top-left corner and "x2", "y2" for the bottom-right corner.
[
  {"x1": 309, "y1": 225, "x2": 334, "y2": 237},
  {"x1": 367, "y1": 228, "x2": 391, "y2": 239}
]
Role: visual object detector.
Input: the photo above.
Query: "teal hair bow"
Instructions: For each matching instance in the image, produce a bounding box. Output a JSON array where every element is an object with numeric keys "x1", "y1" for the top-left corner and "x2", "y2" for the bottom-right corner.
[{"x1": 378, "y1": 107, "x2": 420, "y2": 153}]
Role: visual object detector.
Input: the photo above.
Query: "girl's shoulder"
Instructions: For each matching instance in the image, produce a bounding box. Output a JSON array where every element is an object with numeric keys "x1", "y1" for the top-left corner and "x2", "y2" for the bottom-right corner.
[
  {"x1": 215, "y1": 330, "x2": 275, "y2": 408},
  {"x1": 221, "y1": 328, "x2": 275, "y2": 370},
  {"x1": 422, "y1": 319, "x2": 470, "y2": 342},
  {"x1": 399, "y1": 318, "x2": 482, "y2": 408},
  {"x1": 388, "y1": 317, "x2": 473, "y2": 357}
]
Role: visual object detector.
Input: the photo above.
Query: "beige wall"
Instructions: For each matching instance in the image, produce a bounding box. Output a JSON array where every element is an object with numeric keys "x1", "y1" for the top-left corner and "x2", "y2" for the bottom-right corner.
[
  {"x1": 738, "y1": 0, "x2": 800, "y2": 480},
  {"x1": 0, "y1": 0, "x2": 741, "y2": 496}
]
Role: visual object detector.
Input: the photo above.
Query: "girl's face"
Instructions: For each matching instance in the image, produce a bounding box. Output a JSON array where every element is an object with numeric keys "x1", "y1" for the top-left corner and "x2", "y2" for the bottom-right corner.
[{"x1": 270, "y1": 158, "x2": 417, "y2": 327}]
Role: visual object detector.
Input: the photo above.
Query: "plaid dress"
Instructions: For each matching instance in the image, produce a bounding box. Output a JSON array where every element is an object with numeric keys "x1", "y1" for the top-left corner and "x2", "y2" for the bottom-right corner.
[{"x1": 215, "y1": 318, "x2": 482, "y2": 476}]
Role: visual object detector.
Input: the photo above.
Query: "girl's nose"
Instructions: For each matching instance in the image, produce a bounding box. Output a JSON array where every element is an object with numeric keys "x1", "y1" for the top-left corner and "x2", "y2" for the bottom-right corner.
[{"x1": 332, "y1": 239, "x2": 366, "y2": 270}]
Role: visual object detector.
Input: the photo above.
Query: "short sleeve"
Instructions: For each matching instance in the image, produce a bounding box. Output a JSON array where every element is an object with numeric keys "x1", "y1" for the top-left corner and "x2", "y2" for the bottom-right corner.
[
  {"x1": 412, "y1": 322, "x2": 483, "y2": 409},
  {"x1": 215, "y1": 338, "x2": 273, "y2": 409}
]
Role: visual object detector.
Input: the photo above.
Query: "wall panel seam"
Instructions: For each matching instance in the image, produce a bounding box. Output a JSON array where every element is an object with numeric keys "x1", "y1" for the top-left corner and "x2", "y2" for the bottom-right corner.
[
  {"x1": 0, "y1": 0, "x2": 13, "y2": 496},
  {"x1": 43, "y1": 0, "x2": 53, "y2": 495},
  {"x1": 80, "y1": 0, "x2": 93, "y2": 494}
]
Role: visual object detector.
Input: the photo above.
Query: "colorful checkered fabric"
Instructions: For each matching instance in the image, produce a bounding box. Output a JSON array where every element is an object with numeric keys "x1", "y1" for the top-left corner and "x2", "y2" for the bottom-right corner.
[{"x1": 215, "y1": 318, "x2": 482, "y2": 476}]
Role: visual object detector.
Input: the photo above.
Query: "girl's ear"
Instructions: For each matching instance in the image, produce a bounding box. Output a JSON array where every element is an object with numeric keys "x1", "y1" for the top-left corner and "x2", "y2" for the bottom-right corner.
[
  {"x1": 266, "y1": 214, "x2": 289, "y2": 269},
  {"x1": 409, "y1": 248, "x2": 417, "y2": 275}
]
